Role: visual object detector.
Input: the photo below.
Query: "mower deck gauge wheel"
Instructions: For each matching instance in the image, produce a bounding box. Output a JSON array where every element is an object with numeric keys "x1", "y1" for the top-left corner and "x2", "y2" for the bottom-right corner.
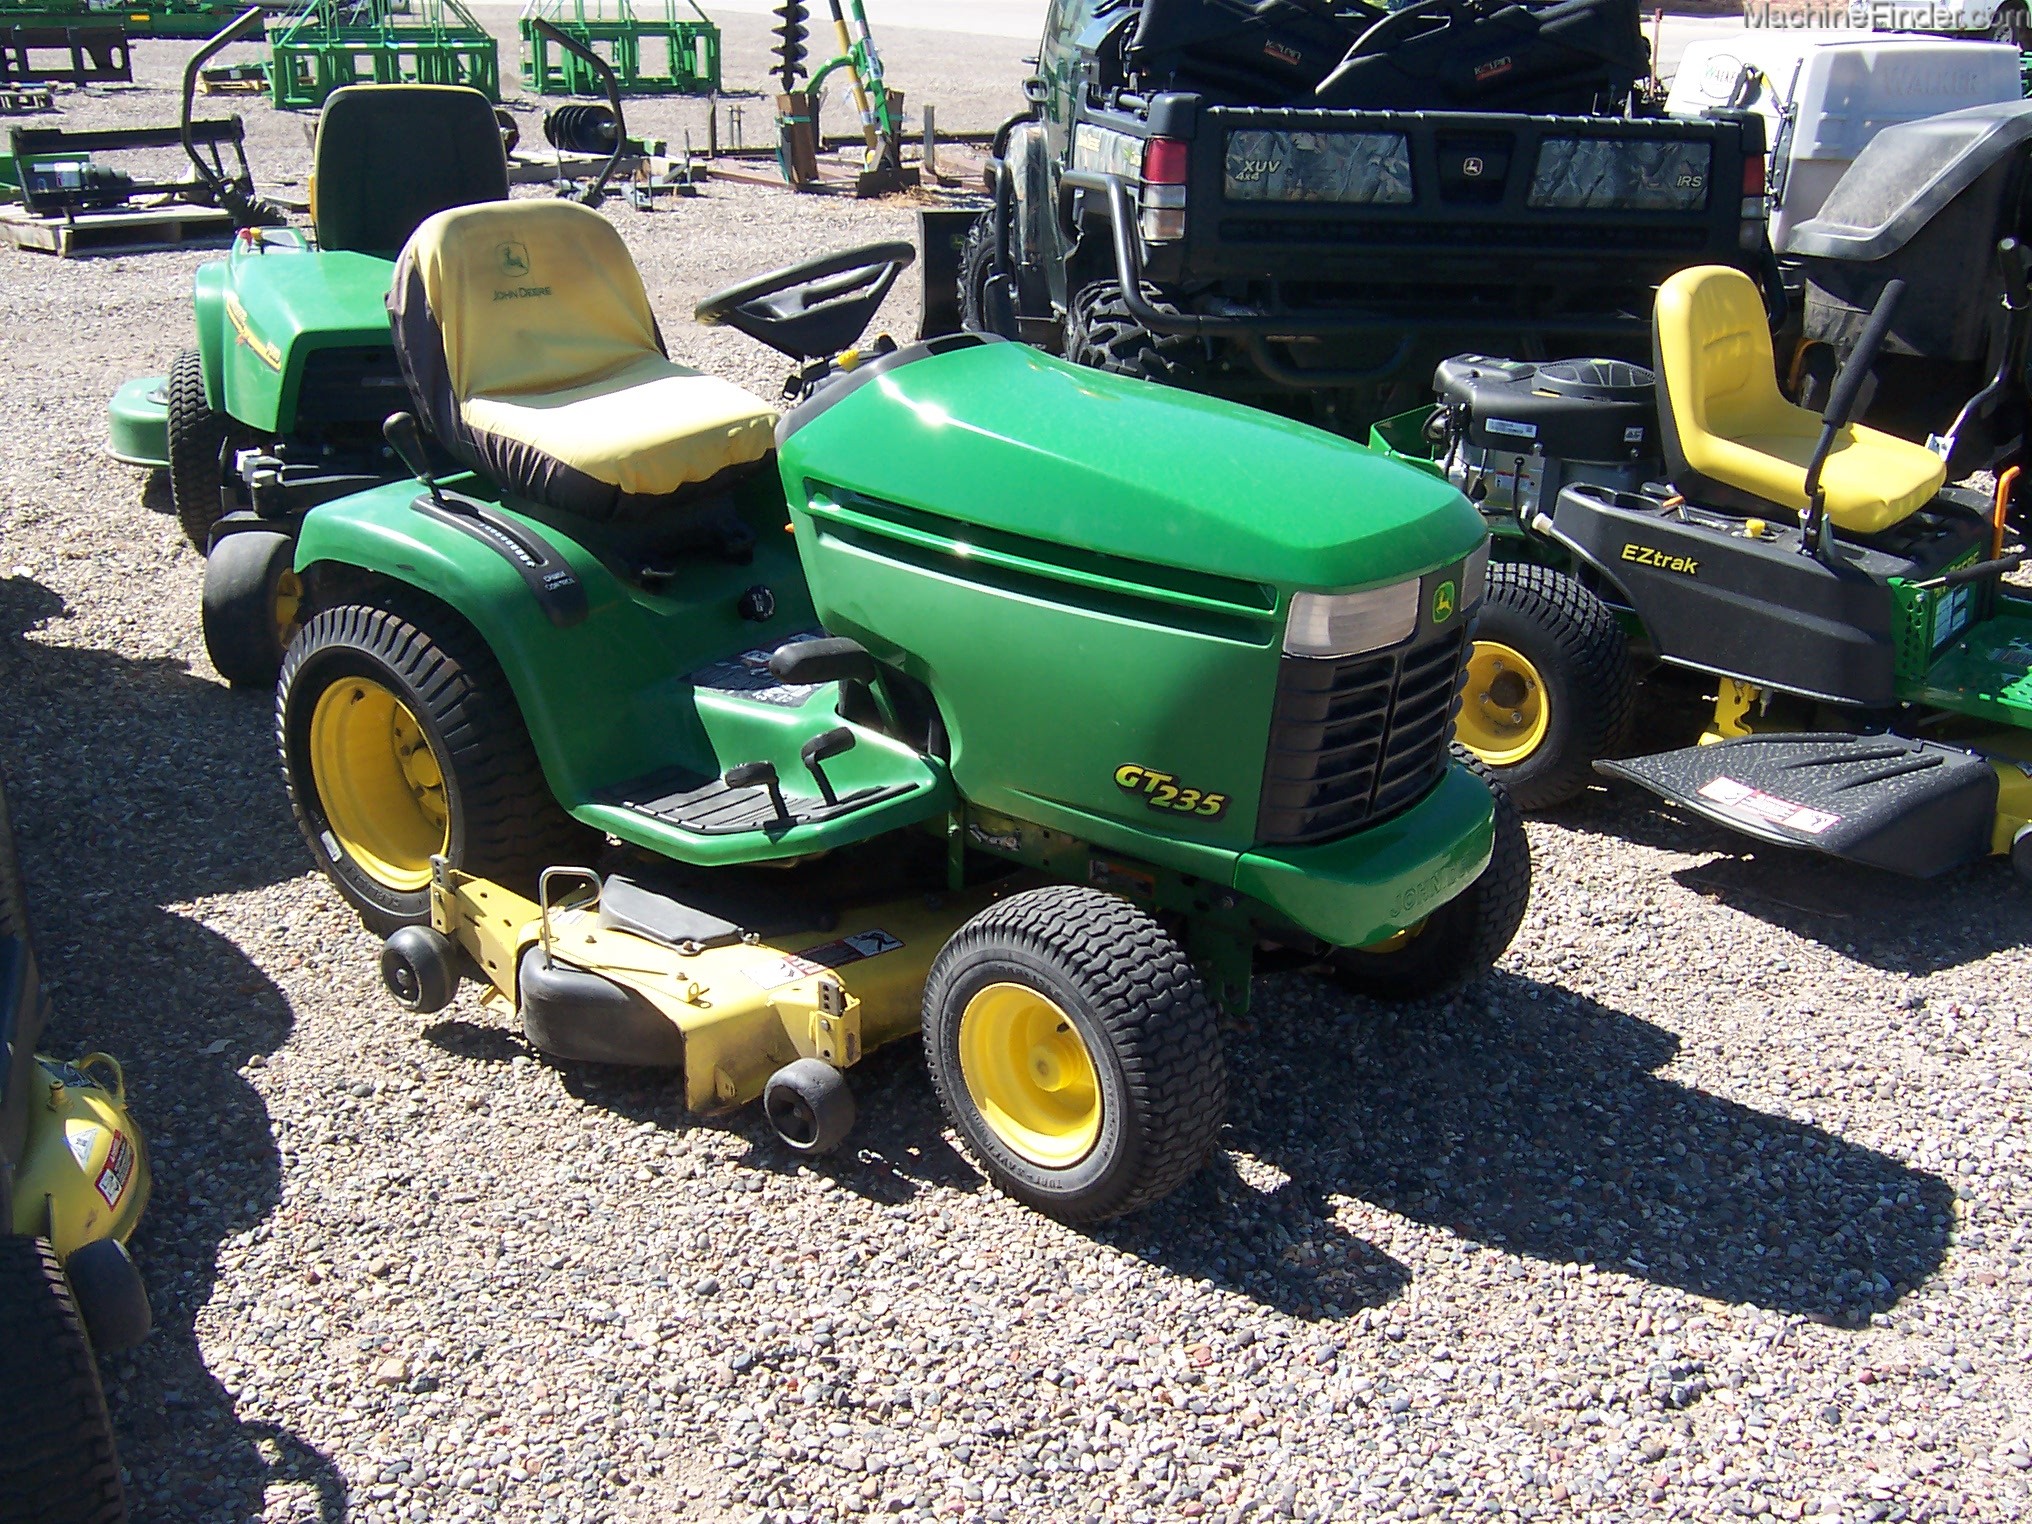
[{"x1": 764, "y1": 1059, "x2": 857, "y2": 1154}]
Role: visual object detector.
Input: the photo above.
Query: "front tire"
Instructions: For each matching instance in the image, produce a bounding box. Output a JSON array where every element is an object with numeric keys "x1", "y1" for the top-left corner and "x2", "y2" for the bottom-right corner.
[
  {"x1": 1990, "y1": 1, "x2": 2029, "y2": 45},
  {"x1": 1455, "y1": 563, "x2": 1635, "y2": 810},
  {"x1": 957, "y1": 212, "x2": 1015, "y2": 335},
  {"x1": 201, "y1": 529, "x2": 303, "y2": 690},
  {"x1": 922, "y1": 885, "x2": 1226, "y2": 1222},
  {"x1": 1328, "y1": 748, "x2": 1531, "y2": 1002},
  {"x1": 166, "y1": 347, "x2": 240, "y2": 552},
  {"x1": 0, "y1": 1236, "x2": 128, "y2": 1524},
  {"x1": 277, "y1": 596, "x2": 592, "y2": 934}
]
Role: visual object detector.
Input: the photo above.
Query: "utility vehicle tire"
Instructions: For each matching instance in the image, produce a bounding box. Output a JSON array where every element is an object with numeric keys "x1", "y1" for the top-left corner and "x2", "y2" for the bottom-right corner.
[
  {"x1": 1991, "y1": 1, "x2": 2030, "y2": 46},
  {"x1": 167, "y1": 347, "x2": 240, "y2": 553},
  {"x1": 278, "y1": 596, "x2": 594, "y2": 935},
  {"x1": 202, "y1": 529, "x2": 303, "y2": 690},
  {"x1": 1456, "y1": 563, "x2": 1635, "y2": 810},
  {"x1": 1328, "y1": 748, "x2": 1531, "y2": 1002},
  {"x1": 1066, "y1": 282, "x2": 1210, "y2": 391},
  {"x1": 922, "y1": 885, "x2": 1226, "y2": 1222},
  {"x1": 957, "y1": 212, "x2": 1014, "y2": 335},
  {"x1": 0, "y1": 1236, "x2": 128, "y2": 1524}
]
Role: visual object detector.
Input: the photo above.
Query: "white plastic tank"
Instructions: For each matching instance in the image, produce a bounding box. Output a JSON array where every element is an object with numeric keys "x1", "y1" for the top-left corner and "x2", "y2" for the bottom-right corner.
[{"x1": 1665, "y1": 32, "x2": 2022, "y2": 247}]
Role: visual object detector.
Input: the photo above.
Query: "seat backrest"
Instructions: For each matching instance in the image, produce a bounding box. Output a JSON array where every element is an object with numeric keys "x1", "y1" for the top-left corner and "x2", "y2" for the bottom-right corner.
[
  {"x1": 390, "y1": 198, "x2": 669, "y2": 475},
  {"x1": 1655, "y1": 264, "x2": 1793, "y2": 451},
  {"x1": 312, "y1": 85, "x2": 509, "y2": 258}
]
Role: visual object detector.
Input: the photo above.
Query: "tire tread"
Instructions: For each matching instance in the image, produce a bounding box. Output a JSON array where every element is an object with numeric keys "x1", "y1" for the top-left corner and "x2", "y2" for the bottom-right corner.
[{"x1": 0, "y1": 1236, "x2": 127, "y2": 1524}]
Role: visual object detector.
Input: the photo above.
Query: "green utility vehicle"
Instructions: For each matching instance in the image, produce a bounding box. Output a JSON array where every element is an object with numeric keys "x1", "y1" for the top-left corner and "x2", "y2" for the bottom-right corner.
[
  {"x1": 109, "y1": 64, "x2": 510, "y2": 687},
  {"x1": 271, "y1": 195, "x2": 1528, "y2": 1222}
]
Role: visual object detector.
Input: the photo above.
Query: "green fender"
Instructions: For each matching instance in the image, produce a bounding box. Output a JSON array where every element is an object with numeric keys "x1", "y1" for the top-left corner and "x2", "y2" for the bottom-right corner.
[
  {"x1": 192, "y1": 258, "x2": 229, "y2": 410},
  {"x1": 293, "y1": 479, "x2": 955, "y2": 867}
]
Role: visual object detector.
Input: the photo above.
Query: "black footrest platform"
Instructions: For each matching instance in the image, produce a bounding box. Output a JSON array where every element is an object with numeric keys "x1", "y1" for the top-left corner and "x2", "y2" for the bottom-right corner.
[
  {"x1": 1598, "y1": 733, "x2": 1998, "y2": 878},
  {"x1": 597, "y1": 769, "x2": 912, "y2": 837}
]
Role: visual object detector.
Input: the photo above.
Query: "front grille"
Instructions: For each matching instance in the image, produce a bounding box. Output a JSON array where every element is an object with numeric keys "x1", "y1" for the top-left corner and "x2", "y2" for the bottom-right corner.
[{"x1": 1256, "y1": 620, "x2": 1470, "y2": 845}]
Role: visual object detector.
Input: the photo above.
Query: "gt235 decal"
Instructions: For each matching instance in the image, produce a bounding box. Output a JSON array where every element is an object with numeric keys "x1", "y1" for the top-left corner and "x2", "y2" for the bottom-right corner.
[{"x1": 1114, "y1": 764, "x2": 1229, "y2": 819}]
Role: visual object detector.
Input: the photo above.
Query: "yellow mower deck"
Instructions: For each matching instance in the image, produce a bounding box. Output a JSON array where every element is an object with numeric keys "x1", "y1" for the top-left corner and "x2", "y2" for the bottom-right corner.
[
  {"x1": 430, "y1": 862, "x2": 997, "y2": 1114},
  {"x1": 12, "y1": 1054, "x2": 150, "y2": 1259}
]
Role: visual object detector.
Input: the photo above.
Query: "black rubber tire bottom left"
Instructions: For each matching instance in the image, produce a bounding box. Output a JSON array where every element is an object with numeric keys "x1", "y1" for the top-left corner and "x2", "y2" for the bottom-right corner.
[{"x1": 0, "y1": 1235, "x2": 128, "y2": 1524}]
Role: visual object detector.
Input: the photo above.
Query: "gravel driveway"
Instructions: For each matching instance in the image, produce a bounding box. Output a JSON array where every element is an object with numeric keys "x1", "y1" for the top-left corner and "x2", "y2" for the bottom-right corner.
[{"x1": 0, "y1": 22, "x2": 2028, "y2": 1524}]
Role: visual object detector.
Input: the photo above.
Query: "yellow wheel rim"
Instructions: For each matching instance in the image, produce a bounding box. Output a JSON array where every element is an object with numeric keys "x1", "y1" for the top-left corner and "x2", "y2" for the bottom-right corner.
[
  {"x1": 1455, "y1": 639, "x2": 1549, "y2": 767},
  {"x1": 273, "y1": 569, "x2": 304, "y2": 652},
  {"x1": 308, "y1": 676, "x2": 448, "y2": 892},
  {"x1": 957, "y1": 983, "x2": 1102, "y2": 1170},
  {"x1": 1355, "y1": 916, "x2": 1428, "y2": 955}
]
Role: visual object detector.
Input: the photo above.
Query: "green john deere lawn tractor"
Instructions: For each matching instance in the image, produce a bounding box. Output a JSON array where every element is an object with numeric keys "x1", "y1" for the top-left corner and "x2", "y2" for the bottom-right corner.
[
  {"x1": 266, "y1": 194, "x2": 1529, "y2": 1222},
  {"x1": 1368, "y1": 261, "x2": 2032, "y2": 884},
  {"x1": 1, "y1": 765, "x2": 153, "y2": 1524},
  {"x1": 108, "y1": 72, "x2": 511, "y2": 688}
]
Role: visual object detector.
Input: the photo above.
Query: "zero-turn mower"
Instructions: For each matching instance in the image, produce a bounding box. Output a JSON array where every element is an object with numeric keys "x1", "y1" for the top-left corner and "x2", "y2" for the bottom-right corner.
[
  {"x1": 0, "y1": 766, "x2": 152, "y2": 1524},
  {"x1": 1369, "y1": 258, "x2": 2032, "y2": 884},
  {"x1": 270, "y1": 195, "x2": 1530, "y2": 1222}
]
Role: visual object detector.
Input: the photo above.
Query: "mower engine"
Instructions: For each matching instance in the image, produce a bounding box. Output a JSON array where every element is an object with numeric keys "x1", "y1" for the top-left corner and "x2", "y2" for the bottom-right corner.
[{"x1": 1431, "y1": 354, "x2": 1660, "y2": 522}]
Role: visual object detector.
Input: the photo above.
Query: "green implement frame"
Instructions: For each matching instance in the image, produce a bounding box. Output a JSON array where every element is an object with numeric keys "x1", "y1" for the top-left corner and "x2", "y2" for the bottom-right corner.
[
  {"x1": 266, "y1": 0, "x2": 499, "y2": 110},
  {"x1": 519, "y1": 0, "x2": 719, "y2": 97},
  {"x1": 0, "y1": 0, "x2": 243, "y2": 41}
]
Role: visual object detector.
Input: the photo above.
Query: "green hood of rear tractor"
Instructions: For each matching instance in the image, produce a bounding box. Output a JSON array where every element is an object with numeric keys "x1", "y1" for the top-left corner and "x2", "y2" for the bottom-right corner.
[{"x1": 779, "y1": 340, "x2": 1479, "y2": 594}]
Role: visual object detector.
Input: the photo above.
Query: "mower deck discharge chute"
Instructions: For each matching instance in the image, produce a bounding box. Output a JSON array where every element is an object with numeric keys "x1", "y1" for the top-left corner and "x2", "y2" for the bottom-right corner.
[{"x1": 270, "y1": 194, "x2": 1529, "y2": 1222}]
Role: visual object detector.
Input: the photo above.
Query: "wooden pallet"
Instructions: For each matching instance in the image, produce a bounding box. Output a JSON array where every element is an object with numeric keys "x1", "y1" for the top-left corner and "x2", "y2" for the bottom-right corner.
[
  {"x1": 0, "y1": 86, "x2": 55, "y2": 113},
  {"x1": 0, "y1": 201, "x2": 235, "y2": 257}
]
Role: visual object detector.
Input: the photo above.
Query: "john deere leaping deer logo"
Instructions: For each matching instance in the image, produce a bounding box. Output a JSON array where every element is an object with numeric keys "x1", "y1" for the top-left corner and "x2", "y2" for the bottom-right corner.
[
  {"x1": 1432, "y1": 579, "x2": 1457, "y2": 623},
  {"x1": 498, "y1": 241, "x2": 531, "y2": 277}
]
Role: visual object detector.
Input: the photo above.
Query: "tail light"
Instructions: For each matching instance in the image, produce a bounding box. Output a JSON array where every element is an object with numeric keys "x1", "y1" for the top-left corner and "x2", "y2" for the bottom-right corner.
[
  {"x1": 1139, "y1": 135, "x2": 1188, "y2": 244},
  {"x1": 1739, "y1": 152, "x2": 1767, "y2": 250}
]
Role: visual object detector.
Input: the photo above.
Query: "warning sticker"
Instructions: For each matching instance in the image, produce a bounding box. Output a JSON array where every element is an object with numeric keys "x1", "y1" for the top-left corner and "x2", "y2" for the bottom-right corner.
[
  {"x1": 95, "y1": 1130, "x2": 133, "y2": 1209},
  {"x1": 65, "y1": 1121, "x2": 102, "y2": 1171},
  {"x1": 741, "y1": 929, "x2": 904, "y2": 989},
  {"x1": 1697, "y1": 776, "x2": 1840, "y2": 835}
]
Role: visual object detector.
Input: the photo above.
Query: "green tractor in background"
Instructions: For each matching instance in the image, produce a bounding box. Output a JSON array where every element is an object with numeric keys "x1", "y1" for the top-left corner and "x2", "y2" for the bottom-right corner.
[
  {"x1": 108, "y1": 60, "x2": 511, "y2": 687},
  {"x1": 267, "y1": 196, "x2": 1530, "y2": 1222}
]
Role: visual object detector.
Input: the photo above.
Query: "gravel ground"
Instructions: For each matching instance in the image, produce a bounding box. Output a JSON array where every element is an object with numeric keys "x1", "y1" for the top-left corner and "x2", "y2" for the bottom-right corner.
[{"x1": 2, "y1": 25, "x2": 2031, "y2": 1524}]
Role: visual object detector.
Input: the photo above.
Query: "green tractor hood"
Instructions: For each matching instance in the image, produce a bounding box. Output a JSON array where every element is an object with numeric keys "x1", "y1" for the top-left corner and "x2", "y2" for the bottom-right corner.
[{"x1": 779, "y1": 340, "x2": 1482, "y2": 595}]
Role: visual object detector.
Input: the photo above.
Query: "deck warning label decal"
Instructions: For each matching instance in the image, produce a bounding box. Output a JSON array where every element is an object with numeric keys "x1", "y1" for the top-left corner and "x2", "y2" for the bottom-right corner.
[
  {"x1": 1697, "y1": 777, "x2": 1840, "y2": 836},
  {"x1": 742, "y1": 929, "x2": 904, "y2": 990}
]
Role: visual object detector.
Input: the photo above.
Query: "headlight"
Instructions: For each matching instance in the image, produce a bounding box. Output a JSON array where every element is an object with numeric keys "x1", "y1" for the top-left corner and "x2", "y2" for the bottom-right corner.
[
  {"x1": 1283, "y1": 580, "x2": 1419, "y2": 658},
  {"x1": 1461, "y1": 541, "x2": 1489, "y2": 609}
]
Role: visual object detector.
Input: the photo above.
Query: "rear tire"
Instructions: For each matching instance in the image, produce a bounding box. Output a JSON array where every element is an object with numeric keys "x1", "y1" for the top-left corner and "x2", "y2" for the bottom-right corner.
[
  {"x1": 1456, "y1": 563, "x2": 1635, "y2": 810},
  {"x1": 277, "y1": 596, "x2": 593, "y2": 935},
  {"x1": 1328, "y1": 748, "x2": 1531, "y2": 1002},
  {"x1": 166, "y1": 347, "x2": 240, "y2": 553},
  {"x1": 1066, "y1": 281, "x2": 1210, "y2": 391},
  {"x1": 202, "y1": 529, "x2": 303, "y2": 690},
  {"x1": 922, "y1": 885, "x2": 1225, "y2": 1222},
  {"x1": 0, "y1": 1236, "x2": 128, "y2": 1524}
]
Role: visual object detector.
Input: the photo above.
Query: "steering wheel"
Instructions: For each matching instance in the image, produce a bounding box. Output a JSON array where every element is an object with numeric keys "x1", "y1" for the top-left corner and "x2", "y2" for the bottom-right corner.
[{"x1": 694, "y1": 241, "x2": 917, "y2": 362}]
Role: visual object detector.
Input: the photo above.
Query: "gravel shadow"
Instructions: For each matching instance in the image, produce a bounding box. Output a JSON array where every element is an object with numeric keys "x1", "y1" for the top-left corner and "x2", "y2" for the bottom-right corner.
[
  {"x1": 1221, "y1": 970, "x2": 1954, "y2": 1324},
  {"x1": 0, "y1": 576, "x2": 347, "y2": 1520},
  {"x1": 1548, "y1": 784, "x2": 2032, "y2": 975}
]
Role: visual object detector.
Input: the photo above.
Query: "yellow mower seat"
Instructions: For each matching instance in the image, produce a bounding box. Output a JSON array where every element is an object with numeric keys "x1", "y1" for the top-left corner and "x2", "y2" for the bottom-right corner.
[
  {"x1": 1654, "y1": 265, "x2": 1944, "y2": 536},
  {"x1": 390, "y1": 199, "x2": 779, "y2": 522}
]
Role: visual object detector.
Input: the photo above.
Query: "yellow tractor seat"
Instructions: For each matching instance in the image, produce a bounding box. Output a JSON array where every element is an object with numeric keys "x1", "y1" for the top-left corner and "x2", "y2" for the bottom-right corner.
[
  {"x1": 311, "y1": 85, "x2": 509, "y2": 258},
  {"x1": 1653, "y1": 265, "x2": 1945, "y2": 536},
  {"x1": 390, "y1": 200, "x2": 779, "y2": 523}
]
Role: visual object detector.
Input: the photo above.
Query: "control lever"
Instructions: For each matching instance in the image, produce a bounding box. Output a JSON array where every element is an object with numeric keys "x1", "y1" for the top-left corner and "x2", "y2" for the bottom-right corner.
[
  {"x1": 799, "y1": 726, "x2": 856, "y2": 807},
  {"x1": 1800, "y1": 278, "x2": 1903, "y2": 560},
  {"x1": 383, "y1": 412, "x2": 459, "y2": 514},
  {"x1": 724, "y1": 760, "x2": 791, "y2": 827}
]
